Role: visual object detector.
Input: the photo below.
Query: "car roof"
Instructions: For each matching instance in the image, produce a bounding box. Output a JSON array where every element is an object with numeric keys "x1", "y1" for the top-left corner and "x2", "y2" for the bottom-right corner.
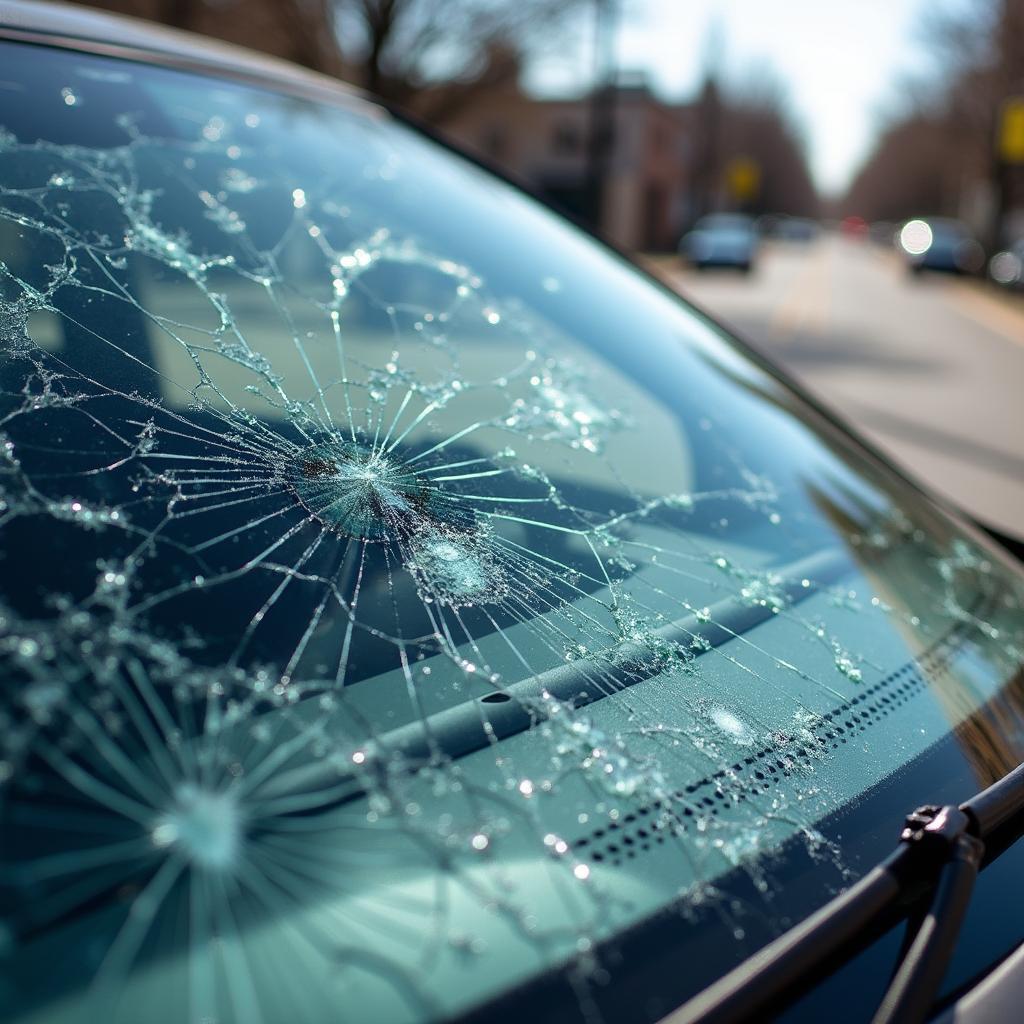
[
  {"x1": 924, "y1": 217, "x2": 971, "y2": 235},
  {"x1": 698, "y1": 213, "x2": 754, "y2": 229},
  {"x1": 0, "y1": 0, "x2": 374, "y2": 111}
]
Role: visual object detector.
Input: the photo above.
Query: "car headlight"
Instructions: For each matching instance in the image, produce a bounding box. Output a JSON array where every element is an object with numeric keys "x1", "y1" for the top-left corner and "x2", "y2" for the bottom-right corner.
[{"x1": 899, "y1": 219, "x2": 933, "y2": 255}]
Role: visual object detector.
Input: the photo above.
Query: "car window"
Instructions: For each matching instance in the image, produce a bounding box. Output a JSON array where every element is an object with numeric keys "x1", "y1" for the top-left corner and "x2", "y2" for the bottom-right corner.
[{"x1": 2, "y1": 42, "x2": 1023, "y2": 1024}]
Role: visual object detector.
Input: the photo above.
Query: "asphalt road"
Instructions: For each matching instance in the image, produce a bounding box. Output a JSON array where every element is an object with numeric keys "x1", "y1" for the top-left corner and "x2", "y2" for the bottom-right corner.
[{"x1": 653, "y1": 235, "x2": 1024, "y2": 540}]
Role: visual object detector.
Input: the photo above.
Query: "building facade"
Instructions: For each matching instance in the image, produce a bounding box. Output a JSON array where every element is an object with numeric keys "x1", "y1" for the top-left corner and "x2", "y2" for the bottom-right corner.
[{"x1": 443, "y1": 81, "x2": 693, "y2": 252}]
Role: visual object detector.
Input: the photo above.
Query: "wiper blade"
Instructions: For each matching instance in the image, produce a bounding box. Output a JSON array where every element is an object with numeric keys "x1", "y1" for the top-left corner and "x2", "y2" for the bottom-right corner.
[{"x1": 663, "y1": 760, "x2": 1024, "y2": 1024}]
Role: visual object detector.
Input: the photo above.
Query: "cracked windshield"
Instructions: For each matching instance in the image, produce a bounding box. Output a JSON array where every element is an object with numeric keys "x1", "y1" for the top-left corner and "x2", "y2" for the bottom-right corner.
[{"x1": 1, "y1": 38, "x2": 1023, "y2": 1024}]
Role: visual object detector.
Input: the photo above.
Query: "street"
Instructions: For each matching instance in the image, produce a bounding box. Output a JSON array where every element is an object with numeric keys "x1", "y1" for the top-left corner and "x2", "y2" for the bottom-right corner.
[{"x1": 654, "y1": 235, "x2": 1024, "y2": 539}]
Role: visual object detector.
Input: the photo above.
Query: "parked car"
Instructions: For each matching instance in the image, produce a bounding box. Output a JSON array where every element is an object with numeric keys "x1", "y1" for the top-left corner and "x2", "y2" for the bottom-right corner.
[
  {"x1": 679, "y1": 213, "x2": 759, "y2": 272},
  {"x1": 1, "y1": 6, "x2": 1024, "y2": 1024},
  {"x1": 899, "y1": 218, "x2": 985, "y2": 275},
  {"x1": 840, "y1": 214, "x2": 869, "y2": 238},
  {"x1": 773, "y1": 216, "x2": 820, "y2": 243}
]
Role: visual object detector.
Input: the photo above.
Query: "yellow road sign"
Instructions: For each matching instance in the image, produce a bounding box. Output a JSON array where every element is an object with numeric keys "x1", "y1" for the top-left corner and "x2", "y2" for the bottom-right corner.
[
  {"x1": 725, "y1": 157, "x2": 760, "y2": 200},
  {"x1": 999, "y1": 97, "x2": 1024, "y2": 163}
]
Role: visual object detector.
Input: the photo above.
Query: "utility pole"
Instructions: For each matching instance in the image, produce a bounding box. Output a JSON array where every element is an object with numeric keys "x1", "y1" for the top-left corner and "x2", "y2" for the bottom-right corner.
[
  {"x1": 584, "y1": 0, "x2": 618, "y2": 233},
  {"x1": 690, "y1": 22, "x2": 725, "y2": 226},
  {"x1": 692, "y1": 76, "x2": 721, "y2": 222}
]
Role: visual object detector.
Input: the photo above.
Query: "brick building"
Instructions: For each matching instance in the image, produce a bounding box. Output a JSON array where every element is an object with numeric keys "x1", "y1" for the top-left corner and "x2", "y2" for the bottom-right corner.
[{"x1": 442, "y1": 79, "x2": 694, "y2": 252}]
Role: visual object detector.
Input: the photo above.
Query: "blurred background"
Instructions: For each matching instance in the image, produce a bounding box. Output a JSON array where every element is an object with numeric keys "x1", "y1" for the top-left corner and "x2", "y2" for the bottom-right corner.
[{"x1": 64, "y1": 0, "x2": 1024, "y2": 539}]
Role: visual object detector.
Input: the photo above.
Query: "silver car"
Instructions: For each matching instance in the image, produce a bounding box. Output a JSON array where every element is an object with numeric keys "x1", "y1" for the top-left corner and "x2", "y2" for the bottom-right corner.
[{"x1": 680, "y1": 213, "x2": 759, "y2": 272}]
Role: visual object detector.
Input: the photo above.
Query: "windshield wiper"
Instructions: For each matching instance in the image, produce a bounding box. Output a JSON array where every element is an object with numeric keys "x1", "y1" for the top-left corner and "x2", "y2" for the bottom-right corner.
[{"x1": 663, "y1": 760, "x2": 1024, "y2": 1024}]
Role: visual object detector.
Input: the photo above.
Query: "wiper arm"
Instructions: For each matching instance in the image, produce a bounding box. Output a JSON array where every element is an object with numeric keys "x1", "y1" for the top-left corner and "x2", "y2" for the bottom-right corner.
[
  {"x1": 664, "y1": 760, "x2": 1024, "y2": 1024},
  {"x1": 872, "y1": 807, "x2": 982, "y2": 1024}
]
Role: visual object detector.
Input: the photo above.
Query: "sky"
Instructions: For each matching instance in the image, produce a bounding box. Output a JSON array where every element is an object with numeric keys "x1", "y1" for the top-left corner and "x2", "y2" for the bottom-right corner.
[{"x1": 526, "y1": 0, "x2": 976, "y2": 196}]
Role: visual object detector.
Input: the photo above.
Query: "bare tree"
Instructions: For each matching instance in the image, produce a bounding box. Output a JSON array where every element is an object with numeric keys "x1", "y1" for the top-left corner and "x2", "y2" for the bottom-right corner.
[
  {"x1": 334, "y1": 0, "x2": 585, "y2": 122},
  {"x1": 69, "y1": 0, "x2": 345, "y2": 74},
  {"x1": 843, "y1": 115, "x2": 957, "y2": 222},
  {"x1": 844, "y1": 0, "x2": 1024, "y2": 239},
  {"x1": 71, "y1": 0, "x2": 584, "y2": 126},
  {"x1": 721, "y1": 67, "x2": 818, "y2": 217},
  {"x1": 687, "y1": 61, "x2": 818, "y2": 221}
]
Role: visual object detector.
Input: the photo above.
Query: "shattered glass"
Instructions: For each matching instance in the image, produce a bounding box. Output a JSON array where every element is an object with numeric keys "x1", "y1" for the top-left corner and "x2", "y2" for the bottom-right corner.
[{"x1": 1, "y1": 42, "x2": 1023, "y2": 1024}]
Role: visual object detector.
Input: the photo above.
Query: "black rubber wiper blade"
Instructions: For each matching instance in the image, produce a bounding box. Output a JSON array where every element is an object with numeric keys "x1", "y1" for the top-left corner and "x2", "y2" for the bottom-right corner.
[{"x1": 662, "y1": 760, "x2": 1024, "y2": 1024}]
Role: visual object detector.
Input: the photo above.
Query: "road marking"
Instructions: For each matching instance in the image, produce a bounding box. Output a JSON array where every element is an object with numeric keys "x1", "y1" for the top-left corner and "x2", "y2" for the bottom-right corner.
[
  {"x1": 768, "y1": 241, "x2": 834, "y2": 337},
  {"x1": 948, "y1": 281, "x2": 1024, "y2": 348}
]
